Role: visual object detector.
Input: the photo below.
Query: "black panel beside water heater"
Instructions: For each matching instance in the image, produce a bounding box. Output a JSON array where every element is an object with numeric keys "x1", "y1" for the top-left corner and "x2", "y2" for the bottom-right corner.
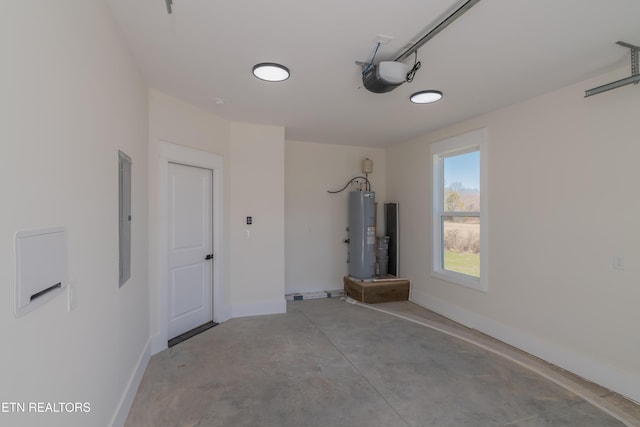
[
  {"x1": 349, "y1": 191, "x2": 376, "y2": 279},
  {"x1": 384, "y1": 203, "x2": 399, "y2": 277}
]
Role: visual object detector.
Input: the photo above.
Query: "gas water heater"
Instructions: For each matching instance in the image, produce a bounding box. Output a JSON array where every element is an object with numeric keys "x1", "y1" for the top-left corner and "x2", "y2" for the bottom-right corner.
[{"x1": 349, "y1": 191, "x2": 376, "y2": 279}]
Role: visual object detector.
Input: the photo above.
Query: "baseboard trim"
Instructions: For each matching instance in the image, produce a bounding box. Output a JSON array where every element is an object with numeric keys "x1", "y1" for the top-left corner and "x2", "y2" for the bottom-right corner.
[
  {"x1": 410, "y1": 288, "x2": 640, "y2": 404},
  {"x1": 150, "y1": 333, "x2": 167, "y2": 356},
  {"x1": 109, "y1": 338, "x2": 151, "y2": 427},
  {"x1": 231, "y1": 298, "x2": 287, "y2": 318}
]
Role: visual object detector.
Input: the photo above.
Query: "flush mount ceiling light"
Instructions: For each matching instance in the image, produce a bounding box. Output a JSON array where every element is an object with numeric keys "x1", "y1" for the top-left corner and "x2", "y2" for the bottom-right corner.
[
  {"x1": 252, "y1": 63, "x2": 290, "y2": 82},
  {"x1": 410, "y1": 90, "x2": 443, "y2": 104}
]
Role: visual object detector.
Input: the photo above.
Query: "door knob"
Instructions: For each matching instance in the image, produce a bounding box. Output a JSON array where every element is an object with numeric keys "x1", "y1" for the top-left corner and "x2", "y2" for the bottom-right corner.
[{"x1": 205, "y1": 254, "x2": 214, "y2": 260}]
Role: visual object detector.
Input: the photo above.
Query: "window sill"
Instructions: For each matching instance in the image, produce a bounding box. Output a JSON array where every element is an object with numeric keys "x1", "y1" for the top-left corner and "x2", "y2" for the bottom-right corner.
[{"x1": 431, "y1": 269, "x2": 487, "y2": 292}]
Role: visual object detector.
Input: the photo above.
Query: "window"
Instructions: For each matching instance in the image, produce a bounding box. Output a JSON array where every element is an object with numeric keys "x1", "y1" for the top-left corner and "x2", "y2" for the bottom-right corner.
[
  {"x1": 431, "y1": 128, "x2": 487, "y2": 291},
  {"x1": 119, "y1": 150, "x2": 132, "y2": 287}
]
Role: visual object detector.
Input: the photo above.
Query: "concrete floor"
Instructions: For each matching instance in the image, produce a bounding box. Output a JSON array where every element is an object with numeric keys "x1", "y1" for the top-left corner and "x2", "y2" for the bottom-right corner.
[{"x1": 125, "y1": 299, "x2": 638, "y2": 426}]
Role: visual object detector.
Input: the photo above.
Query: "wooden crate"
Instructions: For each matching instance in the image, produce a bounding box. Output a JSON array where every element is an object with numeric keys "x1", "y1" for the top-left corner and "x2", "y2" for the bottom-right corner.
[{"x1": 343, "y1": 275, "x2": 410, "y2": 304}]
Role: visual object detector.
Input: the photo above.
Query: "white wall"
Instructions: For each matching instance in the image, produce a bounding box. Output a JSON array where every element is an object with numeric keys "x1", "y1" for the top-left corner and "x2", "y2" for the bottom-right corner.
[
  {"x1": 386, "y1": 66, "x2": 640, "y2": 403},
  {"x1": 285, "y1": 140, "x2": 386, "y2": 294},
  {"x1": 1, "y1": 2, "x2": 149, "y2": 426},
  {"x1": 230, "y1": 123, "x2": 286, "y2": 316}
]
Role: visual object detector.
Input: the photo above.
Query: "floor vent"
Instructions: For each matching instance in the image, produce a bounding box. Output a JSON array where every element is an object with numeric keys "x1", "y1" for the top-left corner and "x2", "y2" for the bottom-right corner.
[
  {"x1": 285, "y1": 290, "x2": 345, "y2": 301},
  {"x1": 168, "y1": 321, "x2": 218, "y2": 348}
]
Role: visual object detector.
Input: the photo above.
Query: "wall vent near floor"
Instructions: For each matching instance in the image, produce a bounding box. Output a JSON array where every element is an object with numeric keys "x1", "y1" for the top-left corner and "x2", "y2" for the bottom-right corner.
[{"x1": 285, "y1": 290, "x2": 345, "y2": 301}]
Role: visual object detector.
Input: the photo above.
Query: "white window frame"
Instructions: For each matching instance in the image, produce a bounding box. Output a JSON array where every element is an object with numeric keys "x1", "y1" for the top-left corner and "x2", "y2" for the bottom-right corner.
[{"x1": 431, "y1": 128, "x2": 488, "y2": 292}]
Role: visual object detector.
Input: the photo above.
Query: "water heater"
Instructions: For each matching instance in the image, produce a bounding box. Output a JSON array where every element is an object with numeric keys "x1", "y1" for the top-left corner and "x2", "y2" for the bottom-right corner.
[{"x1": 349, "y1": 191, "x2": 376, "y2": 279}]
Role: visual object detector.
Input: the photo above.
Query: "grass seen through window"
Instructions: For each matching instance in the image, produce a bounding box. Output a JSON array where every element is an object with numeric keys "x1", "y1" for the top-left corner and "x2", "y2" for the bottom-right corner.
[{"x1": 442, "y1": 217, "x2": 480, "y2": 277}]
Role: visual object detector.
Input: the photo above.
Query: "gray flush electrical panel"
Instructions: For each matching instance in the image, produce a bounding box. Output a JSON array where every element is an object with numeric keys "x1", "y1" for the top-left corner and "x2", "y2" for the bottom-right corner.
[{"x1": 348, "y1": 191, "x2": 376, "y2": 279}]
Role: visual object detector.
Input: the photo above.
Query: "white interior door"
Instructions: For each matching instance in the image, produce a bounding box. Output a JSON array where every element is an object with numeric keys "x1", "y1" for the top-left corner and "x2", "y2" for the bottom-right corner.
[{"x1": 168, "y1": 162, "x2": 213, "y2": 340}]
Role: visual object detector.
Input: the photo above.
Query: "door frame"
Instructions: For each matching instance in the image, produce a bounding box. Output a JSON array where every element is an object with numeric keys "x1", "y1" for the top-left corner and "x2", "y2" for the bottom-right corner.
[{"x1": 153, "y1": 141, "x2": 227, "y2": 354}]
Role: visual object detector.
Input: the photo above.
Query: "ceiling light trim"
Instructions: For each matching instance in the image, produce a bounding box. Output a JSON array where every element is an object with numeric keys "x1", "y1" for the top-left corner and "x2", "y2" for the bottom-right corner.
[
  {"x1": 252, "y1": 63, "x2": 290, "y2": 82},
  {"x1": 410, "y1": 90, "x2": 443, "y2": 104}
]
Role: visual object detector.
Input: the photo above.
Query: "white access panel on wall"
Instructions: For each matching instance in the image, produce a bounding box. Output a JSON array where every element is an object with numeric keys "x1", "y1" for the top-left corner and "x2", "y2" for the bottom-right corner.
[{"x1": 15, "y1": 226, "x2": 68, "y2": 317}]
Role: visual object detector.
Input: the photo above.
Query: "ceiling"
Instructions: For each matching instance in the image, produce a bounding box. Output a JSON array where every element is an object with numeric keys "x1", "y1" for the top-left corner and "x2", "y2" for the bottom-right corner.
[{"x1": 107, "y1": 0, "x2": 640, "y2": 147}]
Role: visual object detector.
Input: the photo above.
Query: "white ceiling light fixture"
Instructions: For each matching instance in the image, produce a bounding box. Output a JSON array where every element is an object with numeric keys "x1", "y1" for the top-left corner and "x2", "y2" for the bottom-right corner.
[
  {"x1": 410, "y1": 90, "x2": 443, "y2": 104},
  {"x1": 252, "y1": 63, "x2": 290, "y2": 82}
]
